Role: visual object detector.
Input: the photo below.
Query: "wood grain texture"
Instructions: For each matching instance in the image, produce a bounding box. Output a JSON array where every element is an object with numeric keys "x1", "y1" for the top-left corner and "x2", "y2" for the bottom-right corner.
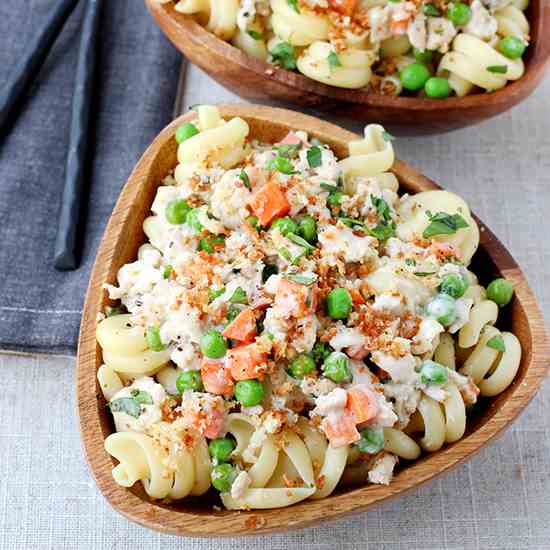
[
  {"x1": 144, "y1": 0, "x2": 550, "y2": 136},
  {"x1": 77, "y1": 105, "x2": 550, "y2": 536}
]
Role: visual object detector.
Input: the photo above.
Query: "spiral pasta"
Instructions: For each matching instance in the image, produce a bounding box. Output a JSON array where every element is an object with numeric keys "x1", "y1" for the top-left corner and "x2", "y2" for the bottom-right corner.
[
  {"x1": 159, "y1": 0, "x2": 531, "y2": 96},
  {"x1": 98, "y1": 105, "x2": 523, "y2": 509},
  {"x1": 439, "y1": 33, "x2": 525, "y2": 96},
  {"x1": 96, "y1": 314, "x2": 170, "y2": 375},
  {"x1": 173, "y1": 0, "x2": 239, "y2": 40},
  {"x1": 297, "y1": 41, "x2": 375, "y2": 89}
]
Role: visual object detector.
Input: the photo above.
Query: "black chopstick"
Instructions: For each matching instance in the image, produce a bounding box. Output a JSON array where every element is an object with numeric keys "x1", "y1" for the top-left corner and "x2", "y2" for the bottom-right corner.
[
  {"x1": 54, "y1": 0, "x2": 102, "y2": 271},
  {"x1": 0, "y1": 0, "x2": 81, "y2": 135}
]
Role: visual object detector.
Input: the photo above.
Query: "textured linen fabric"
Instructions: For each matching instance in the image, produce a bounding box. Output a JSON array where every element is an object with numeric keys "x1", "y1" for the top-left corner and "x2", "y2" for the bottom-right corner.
[
  {"x1": 0, "y1": 0, "x2": 180, "y2": 355},
  {"x1": 0, "y1": 65, "x2": 549, "y2": 549}
]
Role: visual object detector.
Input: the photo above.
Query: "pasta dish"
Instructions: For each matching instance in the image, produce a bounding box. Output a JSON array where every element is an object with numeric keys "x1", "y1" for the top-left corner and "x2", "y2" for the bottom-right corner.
[
  {"x1": 157, "y1": 0, "x2": 530, "y2": 97},
  {"x1": 96, "y1": 105, "x2": 521, "y2": 510}
]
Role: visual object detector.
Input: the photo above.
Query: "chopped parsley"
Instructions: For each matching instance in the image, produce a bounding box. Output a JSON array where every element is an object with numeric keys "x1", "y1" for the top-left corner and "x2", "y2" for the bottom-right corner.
[
  {"x1": 275, "y1": 143, "x2": 302, "y2": 158},
  {"x1": 247, "y1": 29, "x2": 264, "y2": 40},
  {"x1": 327, "y1": 51, "x2": 342, "y2": 70},
  {"x1": 287, "y1": 0, "x2": 300, "y2": 13},
  {"x1": 208, "y1": 287, "x2": 225, "y2": 303},
  {"x1": 283, "y1": 272, "x2": 317, "y2": 286},
  {"x1": 287, "y1": 232, "x2": 316, "y2": 252},
  {"x1": 239, "y1": 168, "x2": 251, "y2": 189},
  {"x1": 423, "y1": 211, "x2": 469, "y2": 238},
  {"x1": 487, "y1": 334, "x2": 506, "y2": 352},
  {"x1": 307, "y1": 146, "x2": 322, "y2": 168},
  {"x1": 109, "y1": 390, "x2": 153, "y2": 418},
  {"x1": 423, "y1": 3, "x2": 441, "y2": 16},
  {"x1": 405, "y1": 258, "x2": 417, "y2": 267},
  {"x1": 271, "y1": 41, "x2": 297, "y2": 70},
  {"x1": 320, "y1": 182, "x2": 339, "y2": 192},
  {"x1": 382, "y1": 130, "x2": 396, "y2": 142},
  {"x1": 414, "y1": 271, "x2": 437, "y2": 277},
  {"x1": 229, "y1": 286, "x2": 248, "y2": 305},
  {"x1": 487, "y1": 65, "x2": 508, "y2": 74}
]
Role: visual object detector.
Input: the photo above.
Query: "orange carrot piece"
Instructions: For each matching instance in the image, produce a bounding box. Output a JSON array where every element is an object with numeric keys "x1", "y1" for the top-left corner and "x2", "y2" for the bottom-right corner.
[
  {"x1": 201, "y1": 360, "x2": 234, "y2": 396},
  {"x1": 203, "y1": 406, "x2": 225, "y2": 439},
  {"x1": 226, "y1": 343, "x2": 268, "y2": 381},
  {"x1": 222, "y1": 308, "x2": 257, "y2": 343},
  {"x1": 249, "y1": 181, "x2": 290, "y2": 227},
  {"x1": 347, "y1": 385, "x2": 379, "y2": 424},
  {"x1": 274, "y1": 278, "x2": 317, "y2": 318},
  {"x1": 329, "y1": 0, "x2": 357, "y2": 16},
  {"x1": 322, "y1": 410, "x2": 361, "y2": 448},
  {"x1": 349, "y1": 288, "x2": 365, "y2": 305}
]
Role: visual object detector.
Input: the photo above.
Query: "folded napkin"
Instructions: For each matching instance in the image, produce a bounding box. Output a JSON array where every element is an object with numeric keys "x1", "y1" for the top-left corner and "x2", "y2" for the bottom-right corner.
[{"x1": 0, "y1": 0, "x2": 180, "y2": 355}]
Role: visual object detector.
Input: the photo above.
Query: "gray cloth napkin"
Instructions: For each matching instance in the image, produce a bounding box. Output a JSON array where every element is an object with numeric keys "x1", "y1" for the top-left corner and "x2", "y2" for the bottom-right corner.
[{"x1": 0, "y1": 0, "x2": 181, "y2": 355}]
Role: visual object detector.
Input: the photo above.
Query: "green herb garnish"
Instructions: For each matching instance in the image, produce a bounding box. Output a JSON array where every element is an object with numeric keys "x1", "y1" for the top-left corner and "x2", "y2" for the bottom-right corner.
[
  {"x1": 487, "y1": 334, "x2": 506, "y2": 352},
  {"x1": 271, "y1": 41, "x2": 297, "y2": 70},
  {"x1": 307, "y1": 146, "x2": 322, "y2": 168},
  {"x1": 487, "y1": 65, "x2": 508, "y2": 74},
  {"x1": 423, "y1": 211, "x2": 469, "y2": 238}
]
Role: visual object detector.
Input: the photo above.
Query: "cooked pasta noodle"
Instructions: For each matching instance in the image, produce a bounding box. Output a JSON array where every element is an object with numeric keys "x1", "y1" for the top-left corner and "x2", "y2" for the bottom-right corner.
[
  {"x1": 159, "y1": 0, "x2": 531, "y2": 95},
  {"x1": 98, "y1": 106, "x2": 522, "y2": 509}
]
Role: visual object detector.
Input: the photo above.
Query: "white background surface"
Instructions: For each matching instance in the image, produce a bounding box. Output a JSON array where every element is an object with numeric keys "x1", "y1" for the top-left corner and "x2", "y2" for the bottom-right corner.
[{"x1": 2, "y1": 64, "x2": 550, "y2": 549}]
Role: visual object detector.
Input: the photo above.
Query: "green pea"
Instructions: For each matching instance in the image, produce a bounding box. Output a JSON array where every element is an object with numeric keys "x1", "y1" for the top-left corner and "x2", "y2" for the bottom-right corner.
[
  {"x1": 199, "y1": 235, "x2": 225, "y2": 254},
  {"x1": 499, "y1": 36, "x2": 526, "y2": 59},
  {"x1": 186, "y1": 208, "x2": 203, "y2": 232},
  {"x1": 163, "y1": 265, "x2": 173, "y2": 279},
  {"x1": 271, "y1": 216, "x2": 298, "y2": 236},
  {"x1": 420, "y1": 359, "x2": 449, "y2": 385},
  {"x1": 288, "y1": 354, "x2": 316, "y2": 379},
  {"x1": 440, "y1": 273, "x2": 468, "y2": 299},
  {"x1": 425, "y1": 293, "x2": 457, "y2": 326},
  {"x1": 425, "y1": 77, "x2": 451, "y2": 98},
  {"x1": 327, "y1": 190, "x2": 344, "y2": 207},
  {"x1": 486, "y1": 278, "x2": 514, "y2": 306},
  {"x1": 447, "y1": 2, "x2": 471, "y2": 26},
  {"x1": 165, "y1": 199, "x2": 191, "y2": 225},
  {"x1": 146, "y1": 326, "x2": 165, "y2": 352},
  {"x1": 326, "y1": 288, "x2": 353, "y2": 320},
  {"x1": 175, "y1": 123, "x2": 199, "y2": 144},
  {"x1": 311, "y1": 340, "x2": 332, "y2": 365},
  {"x1": 208, "y1": 438, "x2": 236, "y2": 462},
  {"x1": 176, "y1": 370, "x2": 203, "y2": 394},
  {"x1": 297, "y1": 215, "x2": 317, "y2": 243},
  {"x1": 357, "y1": 428, "x2": 385, "y2": 454},
  {"x1": 413, "y1": 47, "x2": 434, "y2": 64},
  {"x1": 246, "y1": 215, "x2": 260, "y2": 230},
  {"x1": 211, "y1": 463, "x2": 235, "y2": 493},
  {"x1": 235, "y1": 379, "x2": 264, "y2": 407},
  {"x1": 400, "y1": 63, "x2": 431, "y2": 91},
  {"x1": 322, "y1": 351, "x2": 351, "y2": 383},
  {"x1": 200, "y1": 329, "x2": 227, "y2": 359}
]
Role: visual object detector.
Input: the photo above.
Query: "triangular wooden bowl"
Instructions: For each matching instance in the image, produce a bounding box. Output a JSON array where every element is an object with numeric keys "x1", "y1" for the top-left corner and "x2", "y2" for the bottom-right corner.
[
  {"x1": 77, "y1": 105, "x2": 549, "y2": 536},
  {"x1": 145, "y1": 1, "x2": 550, "y2": 135}
]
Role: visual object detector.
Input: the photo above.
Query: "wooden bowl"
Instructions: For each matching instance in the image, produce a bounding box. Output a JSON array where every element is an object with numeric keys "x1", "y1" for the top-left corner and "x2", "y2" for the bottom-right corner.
[
  {"x1": 77, "y1": 104, "x2": 550, "y2": 536},
  {"x1": 144, "y1": 0, "x2": 550, "y2": 136}
]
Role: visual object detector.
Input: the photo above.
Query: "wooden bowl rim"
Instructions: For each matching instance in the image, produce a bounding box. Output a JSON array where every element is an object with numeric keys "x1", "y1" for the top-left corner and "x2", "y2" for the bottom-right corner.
[
  {"x1": 77, "y1": 104, "x2": 550, "y2": 537},
  {"x1": 145, "y1": 0, "x2": 550, "y2": 113}
]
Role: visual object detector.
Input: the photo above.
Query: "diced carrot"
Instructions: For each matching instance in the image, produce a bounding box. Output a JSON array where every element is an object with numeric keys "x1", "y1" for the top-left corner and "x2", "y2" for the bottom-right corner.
[
  {"x1": 346, "y1": 385, "x2": 379, "y2": 424},
  {"x1": 222, "y1": 308, "x2": 257, "y2": 343},
  {"x1": 189, "y1": 402, "x2": 225, "y2": 439},
  {"x1": 202, "y1": 406, "x2": 225, "y2": 439},
  {"x1": 279, "y1": 132, "x2": 302, "y2": 145},
  {"x1": 274, "y1": 278, "x2": 317, "y2": 318},
  {"x1": 226, "y1": 343, "x2": 268, "y2": 381},
  {"x1": 390, "y1": 19, "x2": 409, "y2": 34},
  {"x1": 201, "y1": 360, "x2": 234, "y2": 396},
  {"x1": 248, "y1": 181, "x2": 290, "y2": 227},
  {"x1": 329, "y1": 0, "x2": 357, "y2": 16},
  {"x1": 349, "y1": 288, "x2": 365, "y2": 305},
  {"x1": 322, "y1": 410, "x2": 361, "y2": 448}
]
